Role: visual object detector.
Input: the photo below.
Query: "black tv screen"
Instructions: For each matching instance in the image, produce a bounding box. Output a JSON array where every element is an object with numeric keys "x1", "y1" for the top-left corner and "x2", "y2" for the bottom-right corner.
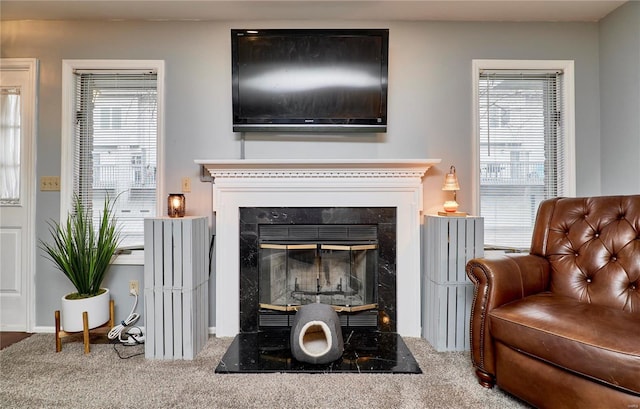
[{"x1": 231, "y1": 29, "x2": 389, "y2": 133}]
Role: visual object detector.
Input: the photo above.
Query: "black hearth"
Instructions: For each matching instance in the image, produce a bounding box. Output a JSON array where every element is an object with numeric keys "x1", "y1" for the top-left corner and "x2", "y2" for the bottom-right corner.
[{"x1": 215, "y1": 329, "x2": 421, "y2": 374}]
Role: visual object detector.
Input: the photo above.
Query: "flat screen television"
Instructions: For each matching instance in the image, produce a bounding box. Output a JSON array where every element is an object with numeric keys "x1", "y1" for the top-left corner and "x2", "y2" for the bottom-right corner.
[{"x1": 231, "y1": 29, "x2": 389, "y2": 133}]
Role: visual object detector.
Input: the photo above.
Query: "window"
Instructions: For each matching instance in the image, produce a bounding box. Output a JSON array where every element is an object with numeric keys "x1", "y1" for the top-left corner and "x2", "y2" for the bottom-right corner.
[
  {"x1": 62, "y1": 61, "x2": 164, "y2": 263},
  {"x1": 0, "y1": 87, "x2": 21, "y2": 203},
  {"x1": 473, "y1": 60, "x2": 575, "y2": 250}
]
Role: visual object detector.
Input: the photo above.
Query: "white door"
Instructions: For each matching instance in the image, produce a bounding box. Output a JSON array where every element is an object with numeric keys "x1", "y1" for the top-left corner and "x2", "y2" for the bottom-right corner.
[{"x1": 0, "y1": 59, "x2": 37, "y2": 331}]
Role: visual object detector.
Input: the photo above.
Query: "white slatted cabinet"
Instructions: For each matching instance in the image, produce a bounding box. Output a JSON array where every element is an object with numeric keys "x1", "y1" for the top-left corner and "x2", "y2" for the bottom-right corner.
[
  {"x1": 422, "y1": 215, "x2": 483, "y2": 351},
  {"x1": 144, "y1": 216, "x2": 209, "y2": 359}
]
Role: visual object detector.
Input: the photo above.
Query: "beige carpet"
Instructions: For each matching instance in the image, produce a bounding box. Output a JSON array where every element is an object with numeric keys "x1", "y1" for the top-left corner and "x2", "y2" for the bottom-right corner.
[{"x1": 0, "y1": 334, "x2": 529, "y2": 408}]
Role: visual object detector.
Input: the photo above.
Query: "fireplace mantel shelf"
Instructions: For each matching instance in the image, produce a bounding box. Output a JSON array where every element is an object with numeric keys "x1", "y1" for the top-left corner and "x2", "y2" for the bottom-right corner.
[{"x1": 196, "y1": 159, "x2": 441, "y2": 179}]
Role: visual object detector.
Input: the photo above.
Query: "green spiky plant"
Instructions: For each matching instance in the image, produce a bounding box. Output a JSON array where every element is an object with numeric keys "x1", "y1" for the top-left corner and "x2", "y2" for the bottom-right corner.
[{"x1": 40, "y1": 195, "x2": 121, "y2": 299}]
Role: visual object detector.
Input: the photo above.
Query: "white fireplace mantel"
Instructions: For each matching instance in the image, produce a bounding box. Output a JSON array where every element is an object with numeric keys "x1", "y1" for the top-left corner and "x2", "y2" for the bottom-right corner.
[{"x1": 195, "y1": 158, "x2": 441, "y2": 337}]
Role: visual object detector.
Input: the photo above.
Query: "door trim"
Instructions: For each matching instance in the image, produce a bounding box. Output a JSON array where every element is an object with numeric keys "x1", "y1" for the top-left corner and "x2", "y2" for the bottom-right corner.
[{"x1": 0, "y1": 58, "x2": 38, "y2": 332}]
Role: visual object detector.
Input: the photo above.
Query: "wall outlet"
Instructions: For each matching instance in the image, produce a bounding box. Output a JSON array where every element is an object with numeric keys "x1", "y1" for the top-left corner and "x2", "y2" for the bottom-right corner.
[
  {"x1": 129, "y1": 280, "x2": 139, "y2": 296},
  {"x1": 181, "y1": 177, "x2": 191, "y2": 193},
  {"x1": 40, "y1": 176, "x2": 60, "y2": 191}
]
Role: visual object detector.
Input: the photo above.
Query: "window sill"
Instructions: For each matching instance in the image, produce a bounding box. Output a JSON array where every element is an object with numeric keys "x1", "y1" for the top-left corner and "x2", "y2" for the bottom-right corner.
[
  {"x1": 484, "y1": 249, "x2": 529, "y2": 257},
  {"x1": 112, "y1": 249, "x2": 145, "y2": 266}
]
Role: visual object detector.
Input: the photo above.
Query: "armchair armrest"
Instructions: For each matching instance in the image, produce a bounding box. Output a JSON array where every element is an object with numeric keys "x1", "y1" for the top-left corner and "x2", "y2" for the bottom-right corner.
[{"x1": 466, "y1": 254, "x2": 550, "y2": 387}]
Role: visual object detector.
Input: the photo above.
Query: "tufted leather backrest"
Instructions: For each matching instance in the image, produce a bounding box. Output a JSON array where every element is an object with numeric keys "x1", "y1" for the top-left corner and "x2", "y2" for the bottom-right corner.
[{"x1": 530, "y1": 195, "x2": 640, "y2": 314}]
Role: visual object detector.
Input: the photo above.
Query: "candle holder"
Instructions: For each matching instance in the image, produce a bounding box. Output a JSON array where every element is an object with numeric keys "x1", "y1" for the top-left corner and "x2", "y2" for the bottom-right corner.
[{"x1": 168, "y1": 194, "x2": 185, "y2": 218}]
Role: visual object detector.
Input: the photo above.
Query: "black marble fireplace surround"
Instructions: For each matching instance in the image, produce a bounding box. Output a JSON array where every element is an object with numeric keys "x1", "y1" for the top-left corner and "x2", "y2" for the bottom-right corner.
[
  {"x1": 239, "y1": 207, "x2": 397, "y2": 333},
  {"x1": 214, "y1": 207, "x2": 422, "y2": 374}
]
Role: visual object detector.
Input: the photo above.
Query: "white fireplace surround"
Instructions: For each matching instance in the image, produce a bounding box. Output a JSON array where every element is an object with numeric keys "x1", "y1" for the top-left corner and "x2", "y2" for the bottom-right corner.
[{"x1": 196, "y1": 159, "x2": 441, "y2": 337}]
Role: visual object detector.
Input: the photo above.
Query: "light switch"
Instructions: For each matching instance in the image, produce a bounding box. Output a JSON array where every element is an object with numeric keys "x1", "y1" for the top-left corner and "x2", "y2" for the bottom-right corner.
[
  {"x1": 181, "y1": 177, "x2": 191, "y2": 193},
  {"x1": 40, "y1": 176, "x2": 60, "y2": 191}
]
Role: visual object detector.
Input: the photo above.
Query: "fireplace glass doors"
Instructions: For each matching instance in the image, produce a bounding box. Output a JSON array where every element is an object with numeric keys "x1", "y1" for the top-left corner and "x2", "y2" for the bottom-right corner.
[
  {"x1": 259, "y1": 225, "x2": 378, "y2": 312},
  {"x1": 260, "y1": 243, "x2": 377, "y2": 311}
]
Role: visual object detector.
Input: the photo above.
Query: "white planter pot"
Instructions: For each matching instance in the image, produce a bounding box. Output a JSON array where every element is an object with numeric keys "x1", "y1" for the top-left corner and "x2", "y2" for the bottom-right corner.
[{"x1": 61, "y1": 288, "x2": 110, "y2": 332}]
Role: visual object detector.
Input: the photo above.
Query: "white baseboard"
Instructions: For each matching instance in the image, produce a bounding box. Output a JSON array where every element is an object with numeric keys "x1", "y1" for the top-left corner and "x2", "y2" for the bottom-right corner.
[
  {"x1": 31, "y1": 325, "x2": 217, "y2": 336},
  {"x1": 32, "y1": 326, "x2": 55, "y2": 333}
]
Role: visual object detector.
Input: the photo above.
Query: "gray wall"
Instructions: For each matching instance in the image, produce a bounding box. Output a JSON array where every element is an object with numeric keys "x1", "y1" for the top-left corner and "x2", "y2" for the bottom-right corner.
[
  {"x1": 599, "y1": 2, "x2": 640, "y2": 195},
  {"x1": 1, "y1": 16, "x2": 633, "y2": 329}
]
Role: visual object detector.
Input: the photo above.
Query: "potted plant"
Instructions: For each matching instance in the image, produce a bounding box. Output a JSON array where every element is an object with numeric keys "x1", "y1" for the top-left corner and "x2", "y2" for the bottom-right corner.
[{"x1": 40, "y1": 195, "x2": 121, "y2": 332}]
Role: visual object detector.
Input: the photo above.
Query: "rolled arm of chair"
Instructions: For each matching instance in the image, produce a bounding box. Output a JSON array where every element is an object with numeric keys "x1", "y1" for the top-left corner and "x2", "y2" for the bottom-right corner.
[{"x1": 465, "y1": 254, "x2": 550, "y2": 387}]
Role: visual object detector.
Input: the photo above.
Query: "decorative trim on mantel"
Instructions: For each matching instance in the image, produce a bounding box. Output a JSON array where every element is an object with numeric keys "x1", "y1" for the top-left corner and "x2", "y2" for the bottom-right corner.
[{"x1": 195, "y1": 159, "x2": 441, "y2": 180}]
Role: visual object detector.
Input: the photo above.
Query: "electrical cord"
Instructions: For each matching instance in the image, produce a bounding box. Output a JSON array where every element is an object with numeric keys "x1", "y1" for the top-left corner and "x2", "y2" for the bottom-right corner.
[
  {"x1": 111, "y1": 340, "x2": 144, "y2": 359},
  {"x1": 209, "y1": 234, "x2": 215, "y2": 277},
  {"x1": 108, "y1": 292, "x2": 143, "y2": 345}
]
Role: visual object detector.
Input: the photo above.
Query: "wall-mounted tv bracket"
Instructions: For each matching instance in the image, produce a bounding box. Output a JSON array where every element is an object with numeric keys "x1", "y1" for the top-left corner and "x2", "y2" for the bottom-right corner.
[{"x1": 240, "y1": 132, "x2": 246, "y2": 159}]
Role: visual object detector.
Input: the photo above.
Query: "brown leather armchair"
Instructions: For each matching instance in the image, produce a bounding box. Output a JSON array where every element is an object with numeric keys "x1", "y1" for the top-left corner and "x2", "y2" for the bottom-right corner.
[{"x1": 466, "y1": 195, "x2": 640, "y2": 409}]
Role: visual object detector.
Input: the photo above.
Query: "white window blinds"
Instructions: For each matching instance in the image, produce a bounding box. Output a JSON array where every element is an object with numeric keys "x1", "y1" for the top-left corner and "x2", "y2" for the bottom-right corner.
[
  {"x1": 479, "y1": 70, "x2": 567, "y2": 250},
  {"x1": 73, "y1": 71, "x2": 158, "y2": 248}
]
